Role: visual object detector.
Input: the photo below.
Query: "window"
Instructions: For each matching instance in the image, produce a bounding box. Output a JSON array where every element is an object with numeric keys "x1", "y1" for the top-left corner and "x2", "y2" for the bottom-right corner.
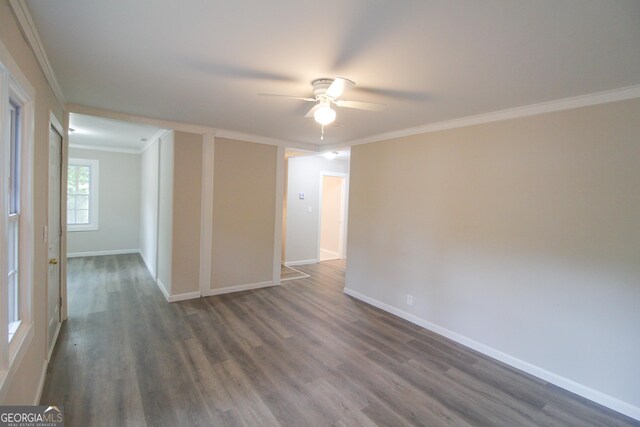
[
  {"x1": 1, "y1": 48, "x2": 35, "y2": 379},
  {"x1": 67, "y1": 158, "x2": 99, "y2": 231},
  {"x1": 7, "y1": 100, "x2": 20, "y2": 339}
]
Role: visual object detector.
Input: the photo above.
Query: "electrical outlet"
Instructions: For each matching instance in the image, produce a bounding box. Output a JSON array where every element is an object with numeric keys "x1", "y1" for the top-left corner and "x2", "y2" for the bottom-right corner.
[{"x1": 407, "y1": 295, "x2": 413, "y2": 306}]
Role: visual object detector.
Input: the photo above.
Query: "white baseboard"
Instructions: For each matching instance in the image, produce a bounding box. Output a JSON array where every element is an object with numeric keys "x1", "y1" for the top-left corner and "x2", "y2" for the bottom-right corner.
[
  {"x1": 33, "y1": 360, "x2": 47, "y2": 405},
  {"x1": 66, "y1": 248, "x2": 140, "y2": 258},
  {"x1": 139, "y1": 251, "x2": 156, "y2": 279},
  {"x1": 343, "y1": 287, "x2": 640, "y2": 422},
  {"x1": 284, "y1": 259, "x2": 318, "y2": 267},
  {"x1": 167, "y1": 291, "x2": 202, "y2": 303},
  {"x1": 47, "y1": 322, "x2": 61, "y2": 362},
  {"x1": 320, "y1": 248, "x2": 340, "y2": 259},
  {"x1": 203, "y1": 280, "x2": 276, "y2": 297},
  {"x1": 156, "y1": 278, "x2": 170, "y2": 300}
]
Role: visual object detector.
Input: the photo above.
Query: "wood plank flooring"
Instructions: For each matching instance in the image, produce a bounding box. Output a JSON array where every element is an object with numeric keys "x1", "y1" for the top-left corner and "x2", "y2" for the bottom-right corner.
[
  {"x1": 41, "y1": 254, "x2": 639, "y2": 426},
  {"x1": 280, "y1": 265, "x2": 309, "y2": 282}
]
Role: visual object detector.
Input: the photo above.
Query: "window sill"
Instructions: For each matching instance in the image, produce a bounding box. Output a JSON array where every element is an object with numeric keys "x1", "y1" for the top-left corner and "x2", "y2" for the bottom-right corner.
[
  {"x1": 0, "y1": 321, "x2": 34, "y2": 401},
  {"x1": 68, "y1": 225, "x2": 99, "y2": 232},
  {"x1": 8, "y1": 320, "x2": 21, "y2": 342}
]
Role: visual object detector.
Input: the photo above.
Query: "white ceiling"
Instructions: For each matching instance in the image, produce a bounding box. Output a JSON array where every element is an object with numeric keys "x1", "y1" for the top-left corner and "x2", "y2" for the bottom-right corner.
[
  {"x1": 69, "y1": 113, "x2": 163, "y2": 151},
  {"x1": 27, "y1": 0, "x2": 640, "y2": 146}
]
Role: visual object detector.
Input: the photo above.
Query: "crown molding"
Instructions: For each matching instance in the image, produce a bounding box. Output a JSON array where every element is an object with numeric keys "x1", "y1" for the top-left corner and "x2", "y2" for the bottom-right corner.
[
  {"x1": 215, "y1": 128, "x2": 319, "y2": 151},
  {"x1": 326, "y1": 84, "x2": 640, "y2": 151},
  {"x1": 67, "y1": 103, "x2": 319, "y2": 151},
  {"x1": 69, "y1": 143, "x2": 141, "y2": 155},
  {"x1": 9, "y1": 0, "x2": 65, "y2": 107}
]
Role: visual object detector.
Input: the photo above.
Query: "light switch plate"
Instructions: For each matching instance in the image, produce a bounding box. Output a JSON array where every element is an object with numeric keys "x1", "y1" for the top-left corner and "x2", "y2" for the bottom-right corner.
[{"x1": 299, "y1": 192, "x2": 305, "y2": 200}]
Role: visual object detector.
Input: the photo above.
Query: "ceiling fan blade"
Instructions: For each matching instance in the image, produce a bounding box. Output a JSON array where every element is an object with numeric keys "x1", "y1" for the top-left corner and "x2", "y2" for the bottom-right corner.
[
  {"x1": 259, "y1": 94, "x2": 316, "y2": 102},
  {"x1": 326, "y1": 78, "x2": 355, "y2": 98},
  {"x1": 305, "y1": 104, "x2": 321, "y2": 117},
  {"x1": 335, "y1": 99, "x2": 385, "y2": 111}
]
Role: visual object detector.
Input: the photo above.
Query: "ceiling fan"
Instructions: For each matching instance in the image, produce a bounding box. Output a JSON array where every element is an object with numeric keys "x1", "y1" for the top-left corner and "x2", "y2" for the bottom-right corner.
[{"x1": 261, "y1": 78, "x2": 384, "y2": 138}]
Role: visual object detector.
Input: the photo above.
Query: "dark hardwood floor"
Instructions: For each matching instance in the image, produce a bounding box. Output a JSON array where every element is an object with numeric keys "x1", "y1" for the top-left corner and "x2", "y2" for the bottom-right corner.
[{"x1": 41, "y1": 254, "x2": 638, "y2": 426}]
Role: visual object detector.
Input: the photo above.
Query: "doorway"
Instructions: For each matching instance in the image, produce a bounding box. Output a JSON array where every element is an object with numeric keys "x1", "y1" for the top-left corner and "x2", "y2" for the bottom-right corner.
[
  {"x1": 281, "y1": 150, "x2": 350, "y2": 269},
  {"x1": 318, "y1": 173, "x2": 346, "y2": 261}
]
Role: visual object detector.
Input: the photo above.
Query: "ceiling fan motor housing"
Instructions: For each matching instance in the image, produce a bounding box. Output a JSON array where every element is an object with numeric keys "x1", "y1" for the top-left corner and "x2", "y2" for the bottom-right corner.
[{"x1": 311, "y1": 78, "x2": 334, "y2": 97}]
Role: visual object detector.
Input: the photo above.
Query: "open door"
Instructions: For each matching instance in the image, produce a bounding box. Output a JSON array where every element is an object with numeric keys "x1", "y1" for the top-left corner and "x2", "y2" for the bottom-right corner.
[{"x1": 47, "y1": 124, "x2": 62, "y2": 358}]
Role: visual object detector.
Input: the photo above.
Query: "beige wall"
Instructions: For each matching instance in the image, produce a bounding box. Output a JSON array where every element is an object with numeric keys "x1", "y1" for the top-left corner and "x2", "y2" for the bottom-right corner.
[
  {"x1": 346, "y1": 98, "x2": 640, "y2": 409},
  {"x1": 170, "y1": 131, "x2": 202, "y2": 295},
  {"x1": 211, "y1": 138, "x2": 277, "y2": 288},
  {"x1": 0, "y1": 0, "x2": 64, "y2": 403},
  {"x1": 67, "y1": 148, "x2": 140, "y2": 255},
  {"x1": 320, "y1": 176, "x2": 343, "y2": 254}
]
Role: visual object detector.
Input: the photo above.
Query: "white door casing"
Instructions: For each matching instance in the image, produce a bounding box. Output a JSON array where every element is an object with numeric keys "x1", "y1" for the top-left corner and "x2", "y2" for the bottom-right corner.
[{"x1": 47, "y1": 124, "x2": 62, "y2": 358}]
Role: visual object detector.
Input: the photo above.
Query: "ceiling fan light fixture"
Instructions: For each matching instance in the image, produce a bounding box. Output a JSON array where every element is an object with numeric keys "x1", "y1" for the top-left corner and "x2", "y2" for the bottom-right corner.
[{"x1": 314, "y1": 104, "x2": 336, "y2": 125}]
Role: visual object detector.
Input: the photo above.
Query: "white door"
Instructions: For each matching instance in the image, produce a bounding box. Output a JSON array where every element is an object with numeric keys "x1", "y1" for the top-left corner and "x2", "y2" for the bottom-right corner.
[{"x1": 47, "y1": 125, "x2": 62, "y2": 357}]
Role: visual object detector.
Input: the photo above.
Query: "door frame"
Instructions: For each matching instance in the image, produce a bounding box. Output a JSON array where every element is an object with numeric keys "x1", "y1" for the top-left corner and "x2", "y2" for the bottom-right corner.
[
  {"x1": 47, "y1": 111, "x2": 64, "y2": 360},
  {"x1": 317, "y1": 171, "x2": 347, "y2": 261}
]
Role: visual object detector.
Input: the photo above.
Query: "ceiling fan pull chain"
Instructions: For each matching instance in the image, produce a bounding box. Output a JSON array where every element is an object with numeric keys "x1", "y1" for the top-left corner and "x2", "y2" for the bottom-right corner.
[{"x1": 321, "y1": 124, "x2": 325, "y2": 140}]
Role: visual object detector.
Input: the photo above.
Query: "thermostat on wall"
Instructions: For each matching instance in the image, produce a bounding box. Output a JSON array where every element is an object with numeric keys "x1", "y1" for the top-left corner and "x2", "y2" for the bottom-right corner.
[{"x1": 299, "y1": 192, "x2": 305, "y2": 200}]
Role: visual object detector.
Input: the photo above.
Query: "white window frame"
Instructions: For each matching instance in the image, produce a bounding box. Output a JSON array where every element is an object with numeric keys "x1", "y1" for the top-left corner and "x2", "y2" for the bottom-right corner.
[
  {"x1": 67, "y1": 158, "x2": 99, "y2": 232},
  {"x1": 0, "y1": 40, "x2": 35, "y2": 393}
]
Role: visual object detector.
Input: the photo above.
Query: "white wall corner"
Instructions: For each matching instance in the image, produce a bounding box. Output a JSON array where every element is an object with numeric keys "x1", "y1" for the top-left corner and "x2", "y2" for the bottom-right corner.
[{"x1": 156, "y1": 278, "x2": 170, "y2": 301}]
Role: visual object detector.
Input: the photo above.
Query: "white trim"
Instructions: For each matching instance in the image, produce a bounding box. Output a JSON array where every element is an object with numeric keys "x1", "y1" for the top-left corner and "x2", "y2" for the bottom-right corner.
[
  {"x1": 33, "y1": 359, "x2": 47, "y2": 405},
  {"x1": 272, "y1": 146, "x2": 285, "y2": 286},
  {"x1": 141, "y1": 128, "x2": 170, "y2": 153},
  {"x1": 0, "y1": 48, "x2": 36, "y2": 395},
  {"x1": 343, "y1": 287, "x2": 640, "y2": 422},
  {"x1": 139, "y1": 249, "x2": 156, "y2": 279},
  {"x1": 67, "y1": 157, "x2": 99, "y2": 232},
  {"x1": 46, "y1": 321, "x2": 61, "y2": 361},
  {"x1": 68, "y1": 143, "x2": 141, "y2": 155},
  {"x1": 8, "y1": 0, "x2": 65, "y2": 107},
  {"x1": 66, "y1": 248, "x2": 140, "y2": 258},
  {"x1": 199, "y1": 133, "x2": 214, "y2": 296},
  {"x1": 284, "y1": 259, "x2": 318, "y2": 267},
  {"x1": 216, "y1": 128, "x2": 318, "y2": 151},
  {"x1": 156, "y1": 278, "x2": 170, "y2": 300},
  {"x1": 327, "y1": 84, "x2": 640, "y2": 151},
  {"x1": 203, "y1": 281, "x2": 276, "y2": 297},
  {"x1": 49, "y1": 111, "x2": 63, "y2": 135},
  {"x1": 167, "y1": 291, "x2": 201, "y2": 303},
  {"x1": 66, "y1": 104, "x2": 318, "y2": 151}
]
